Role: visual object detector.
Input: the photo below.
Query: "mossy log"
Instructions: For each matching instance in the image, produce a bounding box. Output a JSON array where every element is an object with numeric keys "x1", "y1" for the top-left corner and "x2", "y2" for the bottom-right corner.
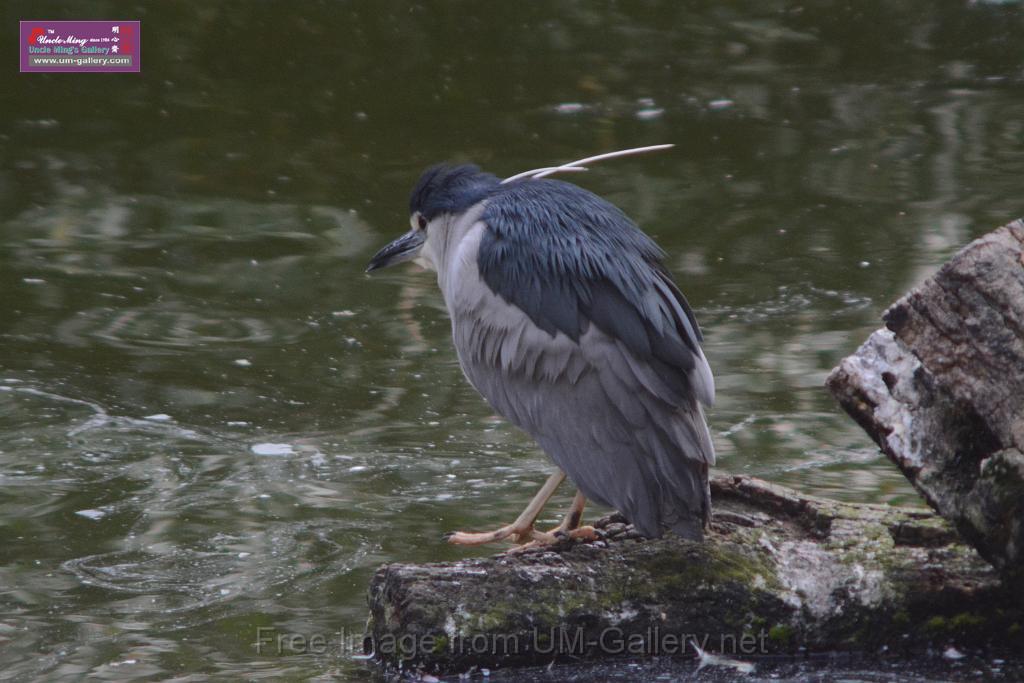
[
  {"x1": 364, "y1": 475, "x2": 1021, "y2": 675},
  {"x1": 828, "y1": 220, "x2": 1024, "y2": 577}
]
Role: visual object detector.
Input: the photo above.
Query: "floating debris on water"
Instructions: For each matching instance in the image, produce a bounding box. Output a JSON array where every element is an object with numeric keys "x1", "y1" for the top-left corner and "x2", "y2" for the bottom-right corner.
[
  {"x1": 251, "y1": 443, "x2": 295, "y2": 456},
  {"x1": 554, "y1": 102, "x2": 587, "y2": 115},
  {"x1": 635, "y1": 107, "x2": 665, "y2": 120},
  {"x1": 692, "y1": 637, "x2": 755, "y2": 674}
]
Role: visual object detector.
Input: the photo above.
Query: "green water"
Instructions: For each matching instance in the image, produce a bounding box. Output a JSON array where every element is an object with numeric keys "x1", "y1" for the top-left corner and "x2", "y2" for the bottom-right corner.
[{"x1": 2, "y1": 1, "x2": 1022, "y2": 680}]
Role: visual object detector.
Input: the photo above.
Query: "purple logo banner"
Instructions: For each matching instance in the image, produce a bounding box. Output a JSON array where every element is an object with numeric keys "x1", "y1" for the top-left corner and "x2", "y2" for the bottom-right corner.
[{"x1": 20, "y1": 20, "x2": 140, "y2": 73}]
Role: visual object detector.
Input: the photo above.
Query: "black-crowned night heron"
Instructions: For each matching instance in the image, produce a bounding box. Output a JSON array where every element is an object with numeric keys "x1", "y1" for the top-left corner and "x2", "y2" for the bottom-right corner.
[{"x1": 367, "y1": 147, "x2": 714, "y2": 546}]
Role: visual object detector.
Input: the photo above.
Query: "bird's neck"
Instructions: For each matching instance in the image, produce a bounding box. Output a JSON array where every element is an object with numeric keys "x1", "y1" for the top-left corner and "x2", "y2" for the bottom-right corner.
[{"x1": 434, "y1": 203, "x2": 489, "y2": 312}]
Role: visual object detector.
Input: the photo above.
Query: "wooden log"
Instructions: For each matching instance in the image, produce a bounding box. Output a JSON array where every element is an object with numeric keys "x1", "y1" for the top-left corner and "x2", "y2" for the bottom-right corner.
[
  {"x1": 827, "y1": 220, "x2": 1024, "y2": 577},
  {"x1": 364, "y1": 475, "x2": 1020, "y2": 675}
]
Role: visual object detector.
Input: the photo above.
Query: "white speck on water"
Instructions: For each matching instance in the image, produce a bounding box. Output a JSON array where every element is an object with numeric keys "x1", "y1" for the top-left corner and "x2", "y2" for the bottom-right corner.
[
  {"x1": 332, "y1": 310, "x2": 356, "y2": 317},
  {"x1": 233, "y1": 359, "x2": 252, "y2": 367},
  {"x1": 20, "y1": 118, "x2": 59, "y2": 129},
  {"x1": 859, "y1": 260, "x2": 871, "y2": 268},
  {"x1": 238, "y1": 552, "x2": 251, "y2": 558},
  {"x1": 944, "y1": 646, "x2": 965, "y2": 660},
  {"x1": 143, "y1": 414, "x2": 172, "y2": 422},
  {"x1": 348, "y1": 465, "x2": 368, "y2": 473},
  {"x1": 635, "y1": 107, "x2": 665, "y2": 121},
  {"x1": 109, "y1": 659, "x2": 137, "y2": 667},
  {"x1": 554, "y1": 102, "x2": 586, "y2": 115},
  {"x1": 75, "y1": 509, "x2": 107, "y2": 521},
  {"x1": 226, "y1": 421, "x2": 250, "y2": 427},
  {"x1": 708, "y1": 98, "x2": 734, "y2": 110},
  {"x1": 220, "y1": 588, "x2": 231, "y2": 595},
  {"x1": 22, "y1": 278, "x2": 46, "y2": 285},
  {"x1": 251, "y1": 443, "x2": 294, "y2": 456}
]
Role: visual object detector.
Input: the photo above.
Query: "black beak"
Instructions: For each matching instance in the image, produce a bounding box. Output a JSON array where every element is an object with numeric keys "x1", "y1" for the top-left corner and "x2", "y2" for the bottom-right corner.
[{"x1": 365, "y1": 229, "x2": 426, "y2": 273}]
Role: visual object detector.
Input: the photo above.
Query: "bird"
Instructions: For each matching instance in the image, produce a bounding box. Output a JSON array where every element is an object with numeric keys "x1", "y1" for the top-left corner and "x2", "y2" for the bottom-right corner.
[{"x1": 366, "y1": 147, "x2": 715, "y2": 545}]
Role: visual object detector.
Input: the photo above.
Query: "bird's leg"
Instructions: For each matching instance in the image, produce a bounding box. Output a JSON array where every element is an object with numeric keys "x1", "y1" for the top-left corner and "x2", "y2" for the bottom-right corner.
[
  {"x1": 529, "y1": 491, "x2": 598, "y2": 544},
  {"x1": 446, "y1": 470, "x2": 566, "y2": 546},
  {"x1": 554, "y1": 490, "x2": 588, "y2": 534}
]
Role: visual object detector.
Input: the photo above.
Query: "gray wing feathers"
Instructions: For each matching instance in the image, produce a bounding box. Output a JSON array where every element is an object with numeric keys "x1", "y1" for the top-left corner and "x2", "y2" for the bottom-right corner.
[
  {"x1": 447, "y1": 202, "x2": 715, "y2": 539},
  {"x1": 451, "y1": 283, "x2": 713, "y2": 539}
]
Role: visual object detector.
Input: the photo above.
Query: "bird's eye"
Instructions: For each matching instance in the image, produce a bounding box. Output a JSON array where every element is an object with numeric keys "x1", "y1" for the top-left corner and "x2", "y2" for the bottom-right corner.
[{"x1": 417, "y1": 214, "x2": 428, "y2": 231}]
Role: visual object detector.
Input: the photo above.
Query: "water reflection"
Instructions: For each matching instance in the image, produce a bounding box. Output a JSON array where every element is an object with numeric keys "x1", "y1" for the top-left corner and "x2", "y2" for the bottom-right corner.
[{"x1": 1, "y1": 0, "x2": 1023, "y2": 679}]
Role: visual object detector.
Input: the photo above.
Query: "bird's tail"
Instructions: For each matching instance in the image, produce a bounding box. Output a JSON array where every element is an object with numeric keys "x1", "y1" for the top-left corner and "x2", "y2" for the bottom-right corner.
[
  {"x1": 664, "y1": 462, "x2": 711, "y2": 541},
  {"x1": 659, "y1": 406, "x2": 714, "y2": 541}
]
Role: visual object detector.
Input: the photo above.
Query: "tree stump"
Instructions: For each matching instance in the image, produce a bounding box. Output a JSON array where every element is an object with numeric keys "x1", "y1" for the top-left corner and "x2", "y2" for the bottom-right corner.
[
  {"x1": 365, "y1": 475, "x2": 1018, "y2": 675},
  {"x1": 827, "y1": 219, "x2": 1024, "y2": 577}
]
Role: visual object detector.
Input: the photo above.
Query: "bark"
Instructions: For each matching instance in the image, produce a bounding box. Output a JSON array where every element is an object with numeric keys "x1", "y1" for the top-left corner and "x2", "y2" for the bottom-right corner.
[
  {"x1": 364, "y1": 475, "x2": 1021, "y2": 675},
  {"x1": 827, "y1": 220, "x2": 1024, "y2": 577}
]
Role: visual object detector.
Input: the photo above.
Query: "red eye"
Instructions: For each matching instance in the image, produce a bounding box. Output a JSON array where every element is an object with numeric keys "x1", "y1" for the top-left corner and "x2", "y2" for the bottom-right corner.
[{"x1": 417, "y1": 214, "x2": 428, "y2": 230}]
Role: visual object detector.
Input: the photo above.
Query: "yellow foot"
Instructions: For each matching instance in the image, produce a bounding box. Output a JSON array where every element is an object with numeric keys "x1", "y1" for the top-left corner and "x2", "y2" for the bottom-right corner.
[
  {"x1": 445, "y1": 524, "x2": 536, "y2": 546},
  {"x1": 564, "y1": 524, "x2": 598, "y2": 541},
  {"x1": 445, "y1": 471, "x2": 568, "y2": 546},
  {"x1": 540, "y1": 524, "x2": 599, "y2": 543},
  {"x1": 447, "y1": 523, "x2": 600, "y2": 549},
  {"x1": 502, "y1": 525, "x2": 601, "y2": 554}
]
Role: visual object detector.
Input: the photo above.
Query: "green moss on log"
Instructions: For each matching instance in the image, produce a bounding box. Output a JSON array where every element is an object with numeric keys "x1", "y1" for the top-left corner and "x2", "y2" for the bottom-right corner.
[{"x1": 365, "y1": 476, "x2": 1023, "y2": 674}]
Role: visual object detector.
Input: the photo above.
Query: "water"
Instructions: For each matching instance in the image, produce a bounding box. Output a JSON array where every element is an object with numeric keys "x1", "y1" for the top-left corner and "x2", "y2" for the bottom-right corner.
[{"x1": 2, "y1": 1, "x2": 1023, "y2": 680}]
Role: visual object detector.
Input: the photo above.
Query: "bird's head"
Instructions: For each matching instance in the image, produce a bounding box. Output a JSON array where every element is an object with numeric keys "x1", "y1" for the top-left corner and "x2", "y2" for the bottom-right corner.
[{"x1": 366, "y1": 164, "x2": 499, "y2": 273}]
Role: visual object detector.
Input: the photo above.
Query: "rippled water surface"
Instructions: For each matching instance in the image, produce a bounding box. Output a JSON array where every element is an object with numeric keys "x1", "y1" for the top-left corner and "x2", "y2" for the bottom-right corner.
[{"x1": 2, "y1": 1, "x2": 1023, "y2": 680}]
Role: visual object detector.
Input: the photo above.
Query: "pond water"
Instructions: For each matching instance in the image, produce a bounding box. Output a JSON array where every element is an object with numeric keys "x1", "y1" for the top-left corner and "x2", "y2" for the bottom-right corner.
[{"x1": 2, "y1": 1, "x2": 1022, "y2": 680}]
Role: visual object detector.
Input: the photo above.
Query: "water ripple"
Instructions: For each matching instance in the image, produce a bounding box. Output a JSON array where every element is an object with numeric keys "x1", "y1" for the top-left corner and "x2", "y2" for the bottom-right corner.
[{"x1": 55, "y1": 306, "x2": 305, "y2": 351}]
